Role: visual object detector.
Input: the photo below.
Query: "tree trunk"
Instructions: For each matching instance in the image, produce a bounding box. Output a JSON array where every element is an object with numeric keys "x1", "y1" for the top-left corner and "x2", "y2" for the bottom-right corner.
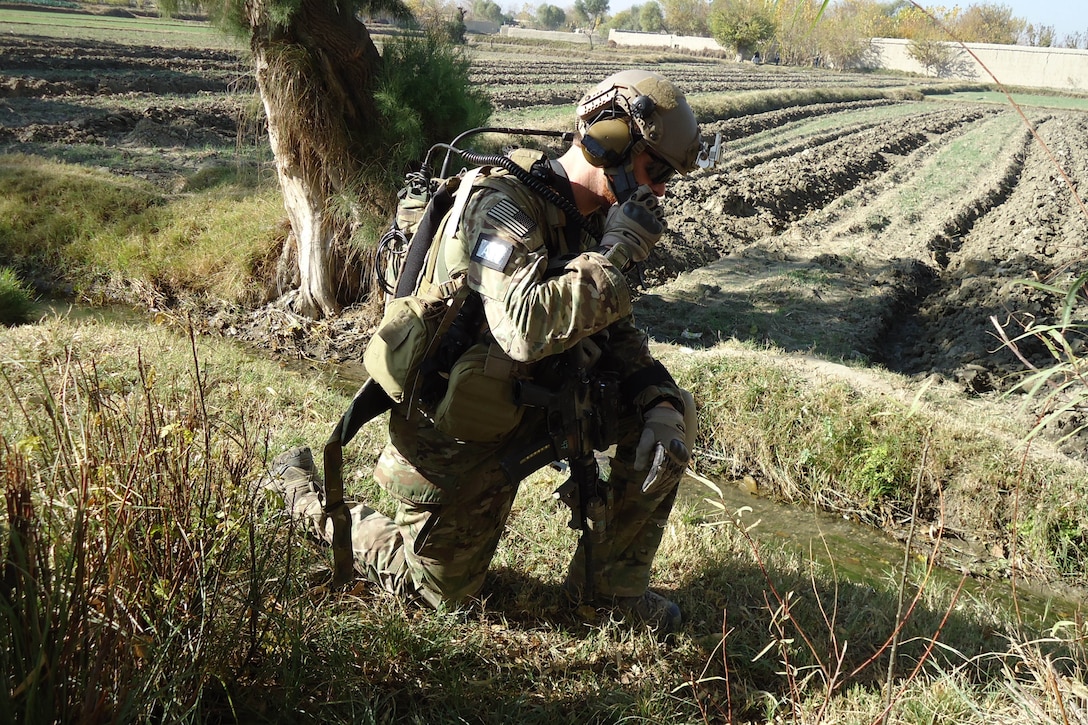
[{"x1": 248, "y1": 0, "x2": 387, "y2": 319}]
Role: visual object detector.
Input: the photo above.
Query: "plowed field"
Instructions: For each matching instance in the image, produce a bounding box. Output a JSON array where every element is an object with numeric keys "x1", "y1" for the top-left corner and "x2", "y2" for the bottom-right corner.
[
  {"x1": 2, "y1": 28, "x2": 1086, "y2": 446},
  {"x1": 652, "y1": 101, "x2": 1087, "y2": 391}
]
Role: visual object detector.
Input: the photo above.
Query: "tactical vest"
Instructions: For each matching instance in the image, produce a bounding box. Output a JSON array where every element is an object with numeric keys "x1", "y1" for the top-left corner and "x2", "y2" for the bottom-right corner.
[{"x1": 364, "y1": 149, "x2": 585, "y2": 442}]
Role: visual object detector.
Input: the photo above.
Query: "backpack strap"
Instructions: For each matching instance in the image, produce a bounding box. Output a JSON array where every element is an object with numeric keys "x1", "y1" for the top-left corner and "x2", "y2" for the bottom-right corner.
[
  {"x1": 321, "y1": 377, "x2": 391, "y2": 588},
  {"x1": 392, "y1": 167, "x2": 480, "y2": 301}
]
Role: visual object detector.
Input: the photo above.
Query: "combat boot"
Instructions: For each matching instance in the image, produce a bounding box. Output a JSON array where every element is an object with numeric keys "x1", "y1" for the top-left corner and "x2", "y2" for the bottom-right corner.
[
  {"x1": 608, "y1": 590, "x2": 682, "y2": 636},
  {"x1": 564, "y1": 577, "x2": 682, "y2": 637},
  {"x1": 256, "y1": 446, "x2": 325, "y2": 525}
]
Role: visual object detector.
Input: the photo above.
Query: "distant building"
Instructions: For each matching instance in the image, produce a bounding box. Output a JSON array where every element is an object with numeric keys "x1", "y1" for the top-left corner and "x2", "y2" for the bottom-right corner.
[{"x1": 465, "y1": 19, "x2": 500, "y2": 34}]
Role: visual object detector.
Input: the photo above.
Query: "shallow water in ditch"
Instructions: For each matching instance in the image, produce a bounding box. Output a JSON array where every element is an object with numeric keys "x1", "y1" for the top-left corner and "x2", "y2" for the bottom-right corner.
[{"x1": 680, "y1": 473, "x2": 1085, "y2": 629}]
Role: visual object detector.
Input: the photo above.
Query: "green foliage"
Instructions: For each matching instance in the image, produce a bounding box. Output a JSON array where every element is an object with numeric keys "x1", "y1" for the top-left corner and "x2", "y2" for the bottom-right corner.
[
  {"x1": 606, "y1": 7, "x2": 640, "y2": 31},
  {"x1": 1022, "y1": 23, "x2": 1056, "y2": 47},
  {"x1": 848, "y1": 440, "x2": 911, "y2": 504},
  {"x1": 374, "y1": 32, "x2": 491, "y2": 176},
  {"x1": 160, "y1": 0, "x2": 412, "y2": 39},
  {"x1": 0, "y1": 267, "x2": 35, "y2": 326},
  {"x1": 1046, "y1": 513, "x2": 1088, "y2": 576},
  {"x1": 470, "y1": 0, "x2": 506, "y2": 25},
  {"x1": 954, "y1": 2, "x2": 1025, "y2": 45},
  {"x1": 662, "y1": 0, "x2": 709, "y2": 36},
  {"x1": 574, "y1": 0, "x2": 610, "y2": 29},
  {"x1": 602, "y1": 0, "x2": 680, "y2": 33},
  {"x1": 445, "y1": 6, "x2": 468, "y2": 43},
  {"x1": 640, "y1": 1, "x2": 665, "y2": 32},
  {"x1": 816, "y1": 0, "x2": 880, "y2": 69},
  {"x1": 536, "y1": 2, "x2": 566, "y2": 29},
  {"x1": 709, "y1": 0, "x2": 775, "y2": 58},
  {"x1": 908, "y1": 38, "x2": 963, "y2": 77}
]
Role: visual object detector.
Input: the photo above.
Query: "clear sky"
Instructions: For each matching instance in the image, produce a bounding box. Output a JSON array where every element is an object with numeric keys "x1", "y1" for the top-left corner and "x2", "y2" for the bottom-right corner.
[
  {"x1": 601, "y1": 0, "x2": 1088, "y2": 39},
  {"x1": 995, "y1": 0, "x2": 1088, "y2": 34}
]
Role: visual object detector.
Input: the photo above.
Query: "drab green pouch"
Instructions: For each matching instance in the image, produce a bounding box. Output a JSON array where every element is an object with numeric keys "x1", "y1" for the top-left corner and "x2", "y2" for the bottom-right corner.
[
  {"x1": 433, "y1": 343, "x2": 524, "y2": 442},
  {"x1": 363, "y1": 294, "x2": 450, "y2": 404}
]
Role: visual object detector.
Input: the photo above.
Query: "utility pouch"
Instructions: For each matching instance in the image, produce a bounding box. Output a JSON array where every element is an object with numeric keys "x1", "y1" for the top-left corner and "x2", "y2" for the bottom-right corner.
[
  {"x1": 363, "y1": 283, "x2": 468, "y2": 405},
  {"x1": 433, "y1": 343, "x2": 525, "y2": 442}
]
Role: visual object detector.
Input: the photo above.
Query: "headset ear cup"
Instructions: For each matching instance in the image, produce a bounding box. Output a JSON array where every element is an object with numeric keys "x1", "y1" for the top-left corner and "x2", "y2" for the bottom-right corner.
[{"x1": 581, "y1": 118, "x2": 633, "y2": 167}]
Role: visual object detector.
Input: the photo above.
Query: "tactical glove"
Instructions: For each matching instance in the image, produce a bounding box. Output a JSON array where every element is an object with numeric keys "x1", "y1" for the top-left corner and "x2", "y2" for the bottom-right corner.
[
  {"x1": 597, "y1": 186, "x2": 666, "y2": 271},
  {"x1": 632, "y1": 405, "x2": 686, "y2": 494},
  {"x1": 634, "y1": 405, "x2": 687, "y2": 469},
  {"x1": 641, "y1": 437, "x2": 689, "y2": 498}
]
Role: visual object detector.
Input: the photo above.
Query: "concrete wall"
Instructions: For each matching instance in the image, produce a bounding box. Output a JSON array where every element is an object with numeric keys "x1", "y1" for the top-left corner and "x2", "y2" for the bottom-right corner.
[
  {"x1": 870, "y1": 38, "x2": 1088, "y2": 92},
  {"x1": 499, "y1": 25, "x2": 591, "y2": 44},
  {"x1": 606, "y1": 30, "x2": 1088, "y2": 92},
  {"x1": 607, "y1": 29, "x2": 724, "y2": 53}
]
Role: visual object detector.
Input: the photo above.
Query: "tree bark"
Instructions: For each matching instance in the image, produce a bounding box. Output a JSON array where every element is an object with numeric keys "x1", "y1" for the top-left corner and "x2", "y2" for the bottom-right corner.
[{"x1": 248, "y1": 0, "x2": 387, "y2": 318}]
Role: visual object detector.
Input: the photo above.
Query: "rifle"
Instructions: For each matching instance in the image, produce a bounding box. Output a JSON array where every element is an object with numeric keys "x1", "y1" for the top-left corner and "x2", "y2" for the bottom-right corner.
[{"x1": 500, "y1": 344, "x2": 620, "y2": 603}]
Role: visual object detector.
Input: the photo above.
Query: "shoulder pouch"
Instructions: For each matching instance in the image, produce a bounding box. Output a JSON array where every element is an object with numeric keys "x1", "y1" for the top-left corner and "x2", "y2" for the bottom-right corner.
[{"x1": 363, "y1": 282, "x2": 469, "y2": 405}]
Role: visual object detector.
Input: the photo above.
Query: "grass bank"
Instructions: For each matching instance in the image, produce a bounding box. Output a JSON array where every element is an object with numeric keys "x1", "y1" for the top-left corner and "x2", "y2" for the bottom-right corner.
[
  {"x1": 0, "y1": 154, "x2": 284, "y2": 305},
  {"x1": 0, "y1": 313, "x2": 1085, "y2": 722}
]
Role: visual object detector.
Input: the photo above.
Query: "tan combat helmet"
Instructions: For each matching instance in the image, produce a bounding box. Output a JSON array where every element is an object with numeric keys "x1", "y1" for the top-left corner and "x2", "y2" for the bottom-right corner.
[{"x1": 575, "y1": 69, "x2": 701, "y2": 175}]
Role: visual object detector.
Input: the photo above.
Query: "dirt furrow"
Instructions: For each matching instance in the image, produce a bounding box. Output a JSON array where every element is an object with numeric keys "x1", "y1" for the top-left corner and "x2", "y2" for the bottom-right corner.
[
  {"x1": 0, "y1": 35, "x2": 248, "y2": 100},
  {"x1": 646, "y1": 107, "x2": 1046, "y2": 387},
  {"x1": 891, "y1": 112, "x2": 1088, "y2": 403},
  {"x1": 475, "y1": 58, "x2": 930, "y2": 110},
  {"x1": 0, "y1": 35, "x2": 246, "y2": 72},
  {"x1": 662, "y1": 104, "x2": 992, "y2": 260},
  {"x1": 0, "y1": 103, "x2": 244, "y2": 147},
  {"x1": 704, "y1": 99, "x2": 897, "y2": 142}
]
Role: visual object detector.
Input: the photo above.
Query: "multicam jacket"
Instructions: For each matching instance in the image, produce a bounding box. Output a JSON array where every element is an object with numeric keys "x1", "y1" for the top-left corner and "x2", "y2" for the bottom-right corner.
[{"x1": 417, "y1": 150, "x2": 683, "y2": 418}]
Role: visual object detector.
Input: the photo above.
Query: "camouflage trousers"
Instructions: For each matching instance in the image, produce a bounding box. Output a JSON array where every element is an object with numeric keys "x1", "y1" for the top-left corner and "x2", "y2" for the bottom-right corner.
[{"x1": 292, "y1": 406, "x2": 680, "y2": 610}]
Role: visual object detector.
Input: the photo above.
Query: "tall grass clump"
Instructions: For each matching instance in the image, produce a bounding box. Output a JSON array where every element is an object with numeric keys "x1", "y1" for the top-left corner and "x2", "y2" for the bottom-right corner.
[
  {"x1": 0, "y1": 316, "x2": 350, "y2": 722},
  {"x1": 996, "y1": 271, "x2": 1088, "y2": 448},
  {"x1": 994, "y1": 271, "x2": 1088, "y2": 579},
  {"x1": 0, "y1": 267, "x2": 35, "y2": 326}
]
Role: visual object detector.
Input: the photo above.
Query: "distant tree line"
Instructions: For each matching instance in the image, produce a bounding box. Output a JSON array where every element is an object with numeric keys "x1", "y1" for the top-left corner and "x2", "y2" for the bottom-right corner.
[{"x1": 429, "y1": 0, "x2": 1085, "y2": 58}]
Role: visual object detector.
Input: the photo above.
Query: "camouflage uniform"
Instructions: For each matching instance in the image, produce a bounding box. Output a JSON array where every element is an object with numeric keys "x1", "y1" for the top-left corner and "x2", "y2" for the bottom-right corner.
[{"x1": 292, "y1": 152, "x2": 689, "y2": 610}]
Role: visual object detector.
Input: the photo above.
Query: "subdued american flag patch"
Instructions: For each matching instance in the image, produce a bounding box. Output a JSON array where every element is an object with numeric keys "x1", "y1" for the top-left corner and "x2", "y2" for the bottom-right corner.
[{"x1": 486, "y1": 198, "x2": 536, "y2": 240}]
